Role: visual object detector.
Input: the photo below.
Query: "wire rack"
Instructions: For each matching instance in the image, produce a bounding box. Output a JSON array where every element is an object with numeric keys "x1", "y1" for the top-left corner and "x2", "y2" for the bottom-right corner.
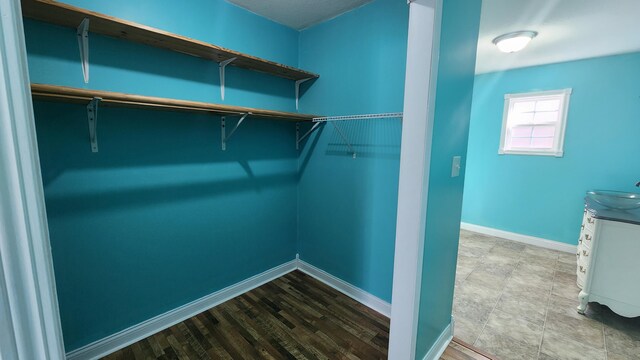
[{"x1": 312, "y1": 112, "x2": 403, "y2": 122}]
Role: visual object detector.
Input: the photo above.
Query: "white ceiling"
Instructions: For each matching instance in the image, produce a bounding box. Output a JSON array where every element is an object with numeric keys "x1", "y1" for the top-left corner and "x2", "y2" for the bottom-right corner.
[
  {"x1": 476, "y1": 0, "x2": 640, "y2": 74},
  {"x1": 226, "y1": 0, "x2": 372, "y2": 30}
]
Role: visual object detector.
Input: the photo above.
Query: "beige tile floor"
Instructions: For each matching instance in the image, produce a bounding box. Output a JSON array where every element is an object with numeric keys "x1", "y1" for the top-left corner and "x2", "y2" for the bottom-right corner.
[{"x1": 454, "y1": 230, "x2": 640, "y2": 360}]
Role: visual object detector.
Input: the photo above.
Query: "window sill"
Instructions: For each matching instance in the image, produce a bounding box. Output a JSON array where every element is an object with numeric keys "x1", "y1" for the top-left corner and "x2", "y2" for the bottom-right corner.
[{"x1": 498, "y1": 149, "x2": 564, "y2": 157}]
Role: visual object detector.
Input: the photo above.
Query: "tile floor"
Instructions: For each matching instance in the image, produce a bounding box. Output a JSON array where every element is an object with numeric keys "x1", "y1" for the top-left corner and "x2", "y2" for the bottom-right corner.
[{"x1": 454, "y1": 230, "x2": 640, "y2": 360}]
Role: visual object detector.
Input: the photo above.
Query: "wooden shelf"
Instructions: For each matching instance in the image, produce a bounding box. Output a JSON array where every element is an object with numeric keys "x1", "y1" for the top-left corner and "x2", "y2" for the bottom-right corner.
[
  {"x1": 31, "y1": 84, "x2": 316, "y2": 122},
  {"x1": 21, "y1": 0, "x2": 319, "y2": 81}
]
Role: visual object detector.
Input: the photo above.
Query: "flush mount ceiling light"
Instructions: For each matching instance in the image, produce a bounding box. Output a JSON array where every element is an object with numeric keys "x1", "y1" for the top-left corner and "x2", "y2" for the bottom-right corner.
[{"x1": 492, "y1": 31, "x2": 538, "y2": 53}]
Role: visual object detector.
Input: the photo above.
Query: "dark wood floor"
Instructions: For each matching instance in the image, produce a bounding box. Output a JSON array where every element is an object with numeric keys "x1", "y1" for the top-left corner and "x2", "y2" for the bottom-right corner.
[{"x1": 102, "y1": 271, "x2": 491, "y2": 360}]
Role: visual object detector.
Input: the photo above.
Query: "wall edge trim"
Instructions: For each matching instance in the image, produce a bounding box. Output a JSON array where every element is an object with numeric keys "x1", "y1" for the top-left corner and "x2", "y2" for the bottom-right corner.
[
  {"x1": 296, "y1": 259, "x2": 392, "y2": 317},
  {"x1": 421, "y1": 321, "x2": 453, "y2": 360},
  {"x1": 461, "y1": 222, "x2": 577, "y2": 253},
  {"x1": 66, "y1": 260, "x2": 298, "y2": 360}
]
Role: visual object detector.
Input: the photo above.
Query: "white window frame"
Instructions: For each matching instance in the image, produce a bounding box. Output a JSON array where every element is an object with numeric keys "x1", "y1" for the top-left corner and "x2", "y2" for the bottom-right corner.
[{"x1": 498, "y1": 88, "x2": 572, "y2": 157}]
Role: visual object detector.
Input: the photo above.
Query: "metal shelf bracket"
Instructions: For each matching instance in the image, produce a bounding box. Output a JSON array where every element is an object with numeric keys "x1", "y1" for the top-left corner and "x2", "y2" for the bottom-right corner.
[
  {"x1": 77, "y1": 18, "x2": 90, "y2": 83},
  {"x1": 296, "y1": 122, "x2": 322, "y2": 150},
  {"x1": 221, "y1": 112, "x2": 249, "y2": 151},
  {"x1": 87, "y1": 97, "x2": 101, "y2": 153},
  {"x1": 219, "y1": 57, "x2": 237, "y2": 101},
  {"x1": 295, "y1": 78, "x2": 313, "y2": 110}
]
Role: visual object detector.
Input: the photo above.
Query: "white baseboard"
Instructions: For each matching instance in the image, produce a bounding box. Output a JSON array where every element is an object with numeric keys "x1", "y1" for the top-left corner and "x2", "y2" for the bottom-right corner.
[
  {"x1": 66, "y1": 257, "x2": 393, "y2": 359},
  {"x1": 422, "y1": 320, "x2": 453, "y2": 360},
  {"x1": 461, "y1": 222, "x2": 577, "y2": 254},
  {"x1": 66, "y1": 260, "x2": 297, "y2": 360},
  {"x1": 296, "y1": 257, "x2": 392, "y2": 318}
]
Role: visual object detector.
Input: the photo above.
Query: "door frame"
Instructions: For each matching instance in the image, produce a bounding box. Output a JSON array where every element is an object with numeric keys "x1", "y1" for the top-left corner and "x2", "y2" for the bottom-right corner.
[
  {"x1": 388, "y1": 0, "x2": 442, "y2": 358},
  {"x1": 0, "y1": 0, "x2": 444, "y2": 358},
  {"x1": 0, "y1": 0, "x2": 66, "y2": 358}
]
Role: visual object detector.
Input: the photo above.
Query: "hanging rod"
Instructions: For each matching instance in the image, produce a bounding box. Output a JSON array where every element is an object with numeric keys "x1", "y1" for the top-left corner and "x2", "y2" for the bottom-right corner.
[{"x1": 312, "y1": 112, "x2": 403, "y2": 122}]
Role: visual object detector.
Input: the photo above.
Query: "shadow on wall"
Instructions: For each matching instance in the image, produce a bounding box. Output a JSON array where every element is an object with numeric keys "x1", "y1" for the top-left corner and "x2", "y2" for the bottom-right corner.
[
  {"x1": 34, "y1": 100, "x2": 300, "y2": 350},
  {"x1": 325, "y1": 118, "x2": 402, "y2": 159},
  {"x1": 34, "y1": 101, "x2": 299, "y2": 214},
  {"x1": 24, "y1": 20, "x2": 296, "y2": 109}
]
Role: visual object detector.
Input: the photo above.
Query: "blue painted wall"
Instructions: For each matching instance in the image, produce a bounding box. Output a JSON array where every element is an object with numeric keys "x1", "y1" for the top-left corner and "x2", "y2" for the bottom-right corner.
[
  {"x1": 26, "y1": 0, "x2": 299, "y2": 110},
  {"x1": 297, "y1": 0, "x2": 408, "y2": 302},
  {"x1": 416, "y1": 0, "x2": 481, "y2": 357},
  {"x1": 25, "y1": 0, "x2": 300, "y2": 351},
  {"x1": 462, "y1": 52, "x2": 640, "y2": 245}
]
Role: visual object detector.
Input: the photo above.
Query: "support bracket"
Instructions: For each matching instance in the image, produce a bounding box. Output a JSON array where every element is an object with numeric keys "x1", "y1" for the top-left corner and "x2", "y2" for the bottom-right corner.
[
  {"x1": 87, "y1": 97, "x2": 101, "y2": 153},
  {"x1": 219, "y1": 57, "x2": 237, "y2": 101},
  {"x1": 295, "y1": 78, "x2": 313, "y2": 110},
  {"x1": 221, "y1": 113, "x2": 249, "y2": 151},
  {"x1": 331, "y1": 122, "x2": 356, "y2": 159},
  {"x1": 77, "y1": 18, "x2": 90, "y2": 83},
  {"x1": 296, "y1": 122, "x2": 322, "y2": 150}
]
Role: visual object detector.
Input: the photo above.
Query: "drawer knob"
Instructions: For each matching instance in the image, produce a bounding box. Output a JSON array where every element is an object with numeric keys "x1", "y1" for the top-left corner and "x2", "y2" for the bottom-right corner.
[
  {"x1": 582, "y1": 250, "x2": 588, "y2": 256},
  {"x1": 587, "y1": 218, "x2": 595, "y2": 224},
  {"x1": 579, "y1": 266, "x2": 586, "y2": 273},
  {"x1": 585, "y1": 234, "x2": 592, "y2": 241}
]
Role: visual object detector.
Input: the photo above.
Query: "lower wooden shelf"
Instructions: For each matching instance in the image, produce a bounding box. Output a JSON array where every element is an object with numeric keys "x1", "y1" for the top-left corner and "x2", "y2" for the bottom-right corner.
[{"x1": 30, "y1": 84, "x2": 316, "y2": 122}]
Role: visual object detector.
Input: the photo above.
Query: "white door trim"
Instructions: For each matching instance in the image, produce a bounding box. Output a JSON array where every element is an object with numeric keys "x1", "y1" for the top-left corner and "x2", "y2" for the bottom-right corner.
[
  {"x1": 388, "y1": 0, "x2": 441, "y2": 358},
  {"x1": 0, "y1": 0, "x2": 66, "y2": 358}
]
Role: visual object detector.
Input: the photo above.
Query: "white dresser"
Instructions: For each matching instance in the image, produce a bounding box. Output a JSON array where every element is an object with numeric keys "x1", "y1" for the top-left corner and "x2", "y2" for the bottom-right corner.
[{"x1": 576, "y1": 200, "x2": 640, "y2": 317}]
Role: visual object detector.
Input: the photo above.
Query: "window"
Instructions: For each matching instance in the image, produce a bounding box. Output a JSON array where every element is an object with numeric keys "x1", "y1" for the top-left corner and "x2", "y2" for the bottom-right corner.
[{"x1": 499, "y1": 89, "x2": 572, "y2": 157}]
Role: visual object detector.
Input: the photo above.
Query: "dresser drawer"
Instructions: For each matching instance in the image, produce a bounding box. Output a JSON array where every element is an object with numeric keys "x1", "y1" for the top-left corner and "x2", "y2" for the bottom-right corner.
[
  {"x1": 583, "y1": 210, "x2": 597, "y2": 232},
  {"x1": 576, "y1": 244, "x2": 585, "y2": 288},
  {"x1": 579, "y1": 227, "x2": 595, "y2": 249},
  {"x1": 577, "y1": 257, "x2": 588, "y2": 277},
  {"x1": 578, "y1": 246, "x2": 591, "y2": 259}
]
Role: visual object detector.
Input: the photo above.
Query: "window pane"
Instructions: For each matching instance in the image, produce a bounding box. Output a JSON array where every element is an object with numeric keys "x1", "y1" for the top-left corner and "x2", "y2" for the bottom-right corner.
[
  {"x1": 533, "y1": 111, "x2": 559, "y2": 124},
  {"x1": 532, "y1": 125, "x2": 556, "y2": 138},
  {"x1": 509, "y1": 137, "x2": 532, "y2": 148},
  {"x1": 512, "y1": 100, "x2": 535, "y2": 113},
  {"x1": 510, "y1": 112, "x2": 534, "y2": 125},
  {"x1": 510, "y1": 126, "x2": 533, "y2": 138},
  {"x1": 531, "y1": 137, "x2": 554, "y2": 148},
  {"x1": 535, "y1": 99, "x2": 560, "y2": 111}
]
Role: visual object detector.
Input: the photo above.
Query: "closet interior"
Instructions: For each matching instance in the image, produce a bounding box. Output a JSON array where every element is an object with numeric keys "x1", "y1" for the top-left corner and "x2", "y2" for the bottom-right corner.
[{"x1": 16, "y1": 0, "x2": 481, "y2": 358}]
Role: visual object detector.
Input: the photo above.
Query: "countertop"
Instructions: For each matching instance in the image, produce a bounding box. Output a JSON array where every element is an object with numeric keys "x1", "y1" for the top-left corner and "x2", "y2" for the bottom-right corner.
[{"x1": 585, "y1": 197, "x2": 640, "y2": 226}]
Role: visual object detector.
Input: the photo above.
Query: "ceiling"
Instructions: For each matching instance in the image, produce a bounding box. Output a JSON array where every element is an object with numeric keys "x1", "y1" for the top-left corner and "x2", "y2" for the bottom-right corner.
[
  {"x1": 226, "y1": 0, "x2": 372, "y2": 30},
  {"x1": 476, "y1": 0, "x2": 640, "y2": 73},
  {"x1": 226, "y1": 0, "x2": 640, "y2": 73}
]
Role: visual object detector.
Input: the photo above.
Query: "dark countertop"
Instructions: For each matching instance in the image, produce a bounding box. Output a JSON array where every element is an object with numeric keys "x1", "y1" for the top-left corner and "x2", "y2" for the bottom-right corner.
[{"x1": 585, "y1": 197, "x2": 640, "y2": 226}]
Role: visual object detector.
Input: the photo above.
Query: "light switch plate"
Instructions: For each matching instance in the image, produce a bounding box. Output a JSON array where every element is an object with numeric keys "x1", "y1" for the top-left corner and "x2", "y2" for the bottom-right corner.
[{"x1": 451, "y1": 156, "x2": 461, "y2": 177}]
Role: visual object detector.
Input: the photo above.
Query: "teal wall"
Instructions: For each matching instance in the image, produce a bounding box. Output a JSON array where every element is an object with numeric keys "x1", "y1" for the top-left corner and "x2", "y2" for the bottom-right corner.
[
  {"x1": 25, "y1": 0, "x2": 300, "y2": 351},
  {"x1": 462, "y1": 52, "x2": 640, "y2": 245},
  {"x1": 297, "y1": 0, "x2": 408, "y2": 302},
  {"x1": 416, "y1": 0, "x2": 481, "y2": 357}
]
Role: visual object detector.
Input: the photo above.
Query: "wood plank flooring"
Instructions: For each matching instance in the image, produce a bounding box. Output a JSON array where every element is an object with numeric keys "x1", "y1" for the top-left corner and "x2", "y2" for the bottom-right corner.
[
  {"x1": 102, "y1": 271, "x2": 491, "y2": 360},
  {"x1": 442, "y1": 339, "x2": 496, "y2": 360}
]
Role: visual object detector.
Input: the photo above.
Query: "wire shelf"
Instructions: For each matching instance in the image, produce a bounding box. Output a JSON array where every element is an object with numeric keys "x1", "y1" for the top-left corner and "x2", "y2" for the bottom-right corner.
[{"x1": 312, "y1": 112, "x2": 403, "y2": 122}]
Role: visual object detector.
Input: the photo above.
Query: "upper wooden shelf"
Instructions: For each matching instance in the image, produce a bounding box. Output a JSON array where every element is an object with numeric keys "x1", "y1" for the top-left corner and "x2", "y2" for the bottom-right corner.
[
  {"x1": 31, "y1": 84, "x2": 316, "y2": 122},
  {"x1": 21, "y1": 0, "x2": 319, "y2": 81}
]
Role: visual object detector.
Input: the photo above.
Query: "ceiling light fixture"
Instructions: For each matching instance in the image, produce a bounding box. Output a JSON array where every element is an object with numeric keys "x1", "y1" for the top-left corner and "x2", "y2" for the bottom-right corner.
[{"x1": 492, "y1": 31, "x2": 538, "y2": 53}]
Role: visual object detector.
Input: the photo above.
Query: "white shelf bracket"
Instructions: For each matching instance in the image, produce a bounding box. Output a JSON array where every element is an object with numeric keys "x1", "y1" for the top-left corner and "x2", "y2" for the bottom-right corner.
[
  {"x1": 295, "y1": 77, "x2": 313, "y2": 110},
  {"x1": 219, "y1": 57, "x2": 237, "y2": 101},
  {"x1": 77, "y1": 18, "x2": 90, "y2": 83},
  {"x1": 296, "y1": 122, "x2": 322, "y2": 150},
  {"x1": 87, "y1": 97, "x2": 101, "y2": 153},
  {"x1": 221, "y1": 112, "x2": 249, "y2": 151},
  {"x1": 331, "y1": 122, "x2": 356, "y2": 159}
]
